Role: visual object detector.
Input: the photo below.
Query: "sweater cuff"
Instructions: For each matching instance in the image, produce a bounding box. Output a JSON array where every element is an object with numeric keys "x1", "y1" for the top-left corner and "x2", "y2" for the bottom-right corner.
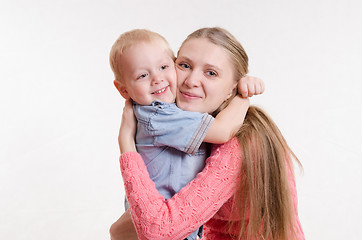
[{"x1": 119, "y1": 151, "x2": 143, "y2": 171}]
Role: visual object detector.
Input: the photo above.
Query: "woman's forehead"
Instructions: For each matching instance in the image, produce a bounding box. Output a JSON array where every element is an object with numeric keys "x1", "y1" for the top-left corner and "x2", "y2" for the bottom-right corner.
[{"x1": 178, "y1": 38, "x2": 231, "y2": 67}]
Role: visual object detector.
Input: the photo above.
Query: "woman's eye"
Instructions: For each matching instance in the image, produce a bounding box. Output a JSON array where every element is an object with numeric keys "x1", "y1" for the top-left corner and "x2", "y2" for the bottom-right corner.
[
  {"x1": 178, "y1": 63, "x2": 190, "y2": 69},
  {"x1": 137, "y1": 73, "x2": 148, "y2": 79},
  {"x1": 206, "y1": 70, "x2": 217, "y2": 77}
]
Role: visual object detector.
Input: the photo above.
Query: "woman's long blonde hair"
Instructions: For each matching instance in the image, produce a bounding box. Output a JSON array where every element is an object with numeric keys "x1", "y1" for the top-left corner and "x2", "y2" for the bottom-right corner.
[{"x1": 181, "y1": 27, "x2": 302, "y2": 240}]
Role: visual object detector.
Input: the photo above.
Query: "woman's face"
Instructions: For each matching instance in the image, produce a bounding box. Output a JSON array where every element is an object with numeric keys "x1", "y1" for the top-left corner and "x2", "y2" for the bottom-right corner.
[{"x1": 175, "y1": 38, "x2": 237, "y2": 114}]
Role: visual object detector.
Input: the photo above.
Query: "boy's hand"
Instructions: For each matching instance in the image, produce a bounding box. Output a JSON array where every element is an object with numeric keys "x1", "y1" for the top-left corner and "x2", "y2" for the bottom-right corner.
[
  {"x1": 118, "y1": 99, "x2": 137, "y2": 154},
  {"x1": 238, "y1": 75, "x2": 265, "y2": 98},
  {"x1": 110, "y1": 209, "x2": 138, "y2": 240}
]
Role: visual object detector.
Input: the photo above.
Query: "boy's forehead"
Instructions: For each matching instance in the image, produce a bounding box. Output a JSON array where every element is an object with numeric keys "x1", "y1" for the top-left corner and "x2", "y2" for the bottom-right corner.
[
  {"x1": 129, "y1": 39, "x2": 167, "y2": 50},
  {"x1": 123, "y1": 40, "x2": 168, "y2": 58},
  {"x1": 120, "y1": 40, "x2": 173, "y2": 73}
]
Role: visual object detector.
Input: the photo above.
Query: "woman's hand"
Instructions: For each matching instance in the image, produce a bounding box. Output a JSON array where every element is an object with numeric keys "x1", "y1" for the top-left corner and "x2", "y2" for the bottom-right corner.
[
  {"x1": 238, "y1": 75, "x2": 265, "y2": 98},
  {"x1": 118, "y1": 99, "x2": 137, "y2": 154}
]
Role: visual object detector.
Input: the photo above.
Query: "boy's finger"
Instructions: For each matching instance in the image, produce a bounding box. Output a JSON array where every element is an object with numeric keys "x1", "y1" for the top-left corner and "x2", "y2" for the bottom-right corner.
[
  {"x1": 254, "y1": 84, "x2": 261, "y2": 95},
  {"x1": 247, "y1": 83, "x2": 255, "y2": 97},
  {"x1": 239, "y1": 81, "x2": 248, "y2": 98},
  {"x1": 260, "y1": 81, "x2": 265, "y2": 94}
]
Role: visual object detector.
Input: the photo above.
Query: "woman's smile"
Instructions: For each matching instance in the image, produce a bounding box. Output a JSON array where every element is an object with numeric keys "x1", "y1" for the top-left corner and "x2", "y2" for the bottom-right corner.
[
  {"x1": 178, "y1": 90, "x2": 202, "y2": 100},
  {"x1": 175, "y1": 38, "x2": 236, "y2": 114}
]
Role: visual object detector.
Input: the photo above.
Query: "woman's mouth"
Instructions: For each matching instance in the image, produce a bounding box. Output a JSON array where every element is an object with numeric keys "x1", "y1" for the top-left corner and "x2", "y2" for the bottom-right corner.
[{"x1": 179, "y1": 91, "x2": 201, "y2": 100}]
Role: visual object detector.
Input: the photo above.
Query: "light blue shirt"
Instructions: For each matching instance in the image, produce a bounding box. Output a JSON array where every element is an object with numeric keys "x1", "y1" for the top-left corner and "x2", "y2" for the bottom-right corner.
[{"x1": 133, "y1": 101, "x2": 214, "y2": 199}]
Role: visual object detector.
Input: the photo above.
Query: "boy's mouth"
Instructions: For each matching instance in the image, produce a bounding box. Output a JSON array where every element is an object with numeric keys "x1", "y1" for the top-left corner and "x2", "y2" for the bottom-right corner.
[{"x1": 152, "y1": 86, "x2": 168, "y2": 94}]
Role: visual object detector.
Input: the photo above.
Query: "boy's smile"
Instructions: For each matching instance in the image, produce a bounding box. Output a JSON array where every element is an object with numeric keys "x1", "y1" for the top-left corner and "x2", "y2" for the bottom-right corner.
[
  {"x1": 152, "y1": 85, "x2": 169, "y2": 95},
  {"x1": 117, "y1": 40, "x2": 177, "y2": 105}
]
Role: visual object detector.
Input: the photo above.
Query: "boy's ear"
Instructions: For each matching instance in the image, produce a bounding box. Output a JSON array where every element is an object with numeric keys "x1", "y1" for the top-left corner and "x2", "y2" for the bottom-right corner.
[{"x1": 113, "y1": 80, "x2": 130, "y2": 99}]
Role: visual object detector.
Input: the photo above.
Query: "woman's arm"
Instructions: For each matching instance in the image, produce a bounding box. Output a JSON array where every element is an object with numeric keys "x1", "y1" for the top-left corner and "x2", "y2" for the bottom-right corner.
[
  {"x1": 120, "y1": 138, "x2": 242, "y2": 240},
  {"x1": 118, "y1": 99, "x2": 137, "y2": 154},
  {"x1": 109, "y1": 99, "x2": 138, "y2": 240}
]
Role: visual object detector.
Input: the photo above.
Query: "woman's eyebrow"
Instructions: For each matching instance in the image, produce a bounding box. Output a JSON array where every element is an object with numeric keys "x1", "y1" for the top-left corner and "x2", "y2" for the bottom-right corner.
[
  {"x1": 177, "y1": 56, "x2": 223, "y2": 74},
  {"x1": 176, "y1": 56, "x2": 192, "y2": 63},
  {"x1": 205, "y1": 64, "x2": 223, "y2": 74}
]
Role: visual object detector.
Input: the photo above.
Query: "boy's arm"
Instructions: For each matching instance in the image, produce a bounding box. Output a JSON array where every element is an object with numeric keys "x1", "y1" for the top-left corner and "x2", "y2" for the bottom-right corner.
[
  {"x1": 204, "y1": 95, "x2": 249, "y2": 144},
  {"x1": 204, "y1": 75, "x2": 264, "y2": 144}
]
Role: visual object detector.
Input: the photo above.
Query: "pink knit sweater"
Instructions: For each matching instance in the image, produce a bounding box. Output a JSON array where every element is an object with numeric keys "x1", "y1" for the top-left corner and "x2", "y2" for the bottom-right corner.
[{"x1": 119, "y1": 138, "x2": 304, "y2": 239}]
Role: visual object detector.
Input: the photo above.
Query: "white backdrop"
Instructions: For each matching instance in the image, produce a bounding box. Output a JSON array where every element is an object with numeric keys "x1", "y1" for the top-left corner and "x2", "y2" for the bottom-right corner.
[{"x1": 1, "y1": 0, "x2": 361, "y2": 239}]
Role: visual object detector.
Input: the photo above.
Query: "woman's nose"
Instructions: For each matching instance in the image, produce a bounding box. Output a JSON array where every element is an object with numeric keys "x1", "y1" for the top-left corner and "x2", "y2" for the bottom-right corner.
[{"x1": 183, "y1": 71, "x2": 200, "y2": 88}]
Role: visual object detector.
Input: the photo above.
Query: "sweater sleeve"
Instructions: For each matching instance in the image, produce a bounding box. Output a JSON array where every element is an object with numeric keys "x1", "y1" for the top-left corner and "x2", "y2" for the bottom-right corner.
[{"x1": 119, "y1": 138, "x2": 242, "y2": 240}]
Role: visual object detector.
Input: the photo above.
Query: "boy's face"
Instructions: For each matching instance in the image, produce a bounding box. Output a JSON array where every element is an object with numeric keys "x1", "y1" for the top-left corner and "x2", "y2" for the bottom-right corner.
[{"x1": 115, "y1": 40, "x2": 177, "y2": 105}]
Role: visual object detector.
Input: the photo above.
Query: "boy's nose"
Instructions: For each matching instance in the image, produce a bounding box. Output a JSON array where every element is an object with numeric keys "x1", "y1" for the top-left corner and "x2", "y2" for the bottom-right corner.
[{"x1": 151, "y1": 73, "x2": 163, "y2": 85}]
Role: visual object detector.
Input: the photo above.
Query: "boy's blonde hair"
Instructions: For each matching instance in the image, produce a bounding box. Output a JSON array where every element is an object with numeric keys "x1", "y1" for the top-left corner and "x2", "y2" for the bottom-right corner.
[{"x1": 109, "y1": 29, "x2": 175, "y2": 83}]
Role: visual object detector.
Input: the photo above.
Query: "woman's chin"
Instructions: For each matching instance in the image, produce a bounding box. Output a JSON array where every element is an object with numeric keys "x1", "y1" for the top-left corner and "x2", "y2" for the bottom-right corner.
[{"x1": 176, "y1": 101, "x2": 200, "y2": 112}]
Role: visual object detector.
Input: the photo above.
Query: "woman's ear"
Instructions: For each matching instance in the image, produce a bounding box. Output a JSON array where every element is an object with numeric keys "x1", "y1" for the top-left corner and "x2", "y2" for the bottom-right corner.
[
  {"x1": 113, "y1": 80, "x2": 130, "y2": 99},
  {"x1": 225, "y1": 83, "x2": 238, "y2": 101}
]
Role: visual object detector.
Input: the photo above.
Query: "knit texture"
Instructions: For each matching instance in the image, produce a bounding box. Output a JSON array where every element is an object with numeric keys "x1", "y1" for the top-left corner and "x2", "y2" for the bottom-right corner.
[{"x1": 120, "y1": 138, "x2": 304, "y2": 240}]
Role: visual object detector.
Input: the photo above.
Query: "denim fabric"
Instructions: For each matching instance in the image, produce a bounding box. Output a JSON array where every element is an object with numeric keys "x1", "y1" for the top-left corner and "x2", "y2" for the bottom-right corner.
[
  {"x1": 133, "y1": 101, "x2": 214, "y2": 199},
  {"x1": 134, "y1": 101, "x2": 213, "y2": 155},
  {"x1": 128, "y1": 101, "x2": 212, "y2": 240},
  {"x1": 185, "y1": 225, "x2": 204, "y2": 240},
  {"x1": 130, "y1": 101, "x2": 214, "y2": 240}
]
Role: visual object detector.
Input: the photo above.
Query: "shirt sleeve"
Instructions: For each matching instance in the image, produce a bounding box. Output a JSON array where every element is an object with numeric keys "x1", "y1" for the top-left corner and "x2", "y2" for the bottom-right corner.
[
  {"x1": 119, "y1": 138, "x2": 242, "y2": 240},
  {"x1": 150, "y1": 109, "x2": 214, "y2": 155}
]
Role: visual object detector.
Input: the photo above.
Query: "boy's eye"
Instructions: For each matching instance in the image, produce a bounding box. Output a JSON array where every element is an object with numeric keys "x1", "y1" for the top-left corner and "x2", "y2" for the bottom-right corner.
[
  {"x1": 206, "y1": 70, "x2": 217, "y2": 77},
  {"x1": 161, "y1": 65, "x2": 168, "y2": 70},
  {"x1": 137, "y1": 73, "x2": 148, "y2": 80}
]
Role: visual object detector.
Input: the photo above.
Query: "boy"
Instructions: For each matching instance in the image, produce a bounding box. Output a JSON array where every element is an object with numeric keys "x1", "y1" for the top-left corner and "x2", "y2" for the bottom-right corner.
[{"x1": 110, "y1": 29, "x2": 251, "y2": 240}]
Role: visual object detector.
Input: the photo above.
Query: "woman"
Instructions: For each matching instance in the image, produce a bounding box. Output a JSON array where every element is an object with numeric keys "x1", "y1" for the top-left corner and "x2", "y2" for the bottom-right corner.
[{"x1": 111, "y1": 27, "x2": 304, "y2": 240}]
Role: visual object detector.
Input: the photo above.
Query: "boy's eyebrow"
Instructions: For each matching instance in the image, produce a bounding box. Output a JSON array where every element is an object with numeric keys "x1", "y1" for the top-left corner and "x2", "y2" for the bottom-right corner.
[{"x1": 157, "y1": 55, "x2": 174, "y2": 64}]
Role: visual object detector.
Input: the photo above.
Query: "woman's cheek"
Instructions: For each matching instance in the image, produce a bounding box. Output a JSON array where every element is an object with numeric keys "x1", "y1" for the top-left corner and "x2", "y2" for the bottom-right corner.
[{"x1": 176, "y1": 69, "x2": 186, "y2": 86}]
